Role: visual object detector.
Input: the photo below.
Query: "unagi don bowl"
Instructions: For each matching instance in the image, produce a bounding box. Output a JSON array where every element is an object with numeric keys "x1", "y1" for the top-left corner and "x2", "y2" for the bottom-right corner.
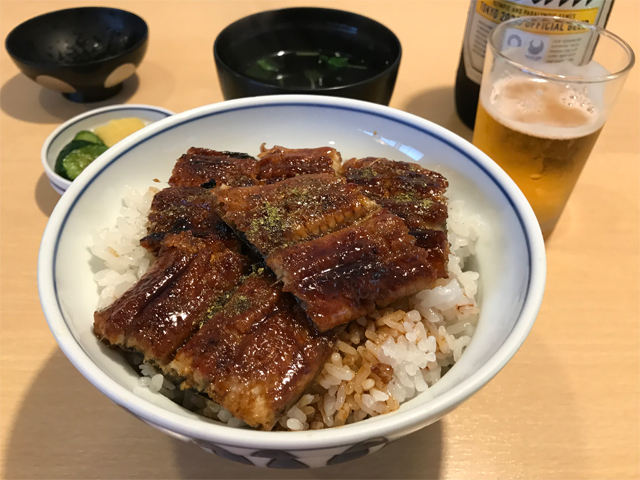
[{"x1": 38, "y1": 95, "x2": 545, "y2": 468}]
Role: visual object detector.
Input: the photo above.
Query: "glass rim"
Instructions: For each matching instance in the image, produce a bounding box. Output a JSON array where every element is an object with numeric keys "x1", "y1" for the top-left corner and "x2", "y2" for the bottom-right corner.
[{"x1": 488, "y1": 15, "x2": 636, "y2": 84}]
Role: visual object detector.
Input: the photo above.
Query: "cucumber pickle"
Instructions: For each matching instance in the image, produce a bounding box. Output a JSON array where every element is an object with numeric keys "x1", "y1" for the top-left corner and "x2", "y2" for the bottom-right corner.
[
  {"x1": 54, "y1": 131, "x2": 107, "y2": 180},
  {"x1": 73, "y1": 130, "x2": 105, "y2": 145},
  {"x1": 61, "y1": 144, "x2": 109, "y2": 180}
]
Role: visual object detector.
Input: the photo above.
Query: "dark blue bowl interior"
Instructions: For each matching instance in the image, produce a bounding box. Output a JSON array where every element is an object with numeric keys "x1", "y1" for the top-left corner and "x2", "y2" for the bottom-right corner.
[{"x1": 6, "y1": 7, "x2": 147, "y2": 66}]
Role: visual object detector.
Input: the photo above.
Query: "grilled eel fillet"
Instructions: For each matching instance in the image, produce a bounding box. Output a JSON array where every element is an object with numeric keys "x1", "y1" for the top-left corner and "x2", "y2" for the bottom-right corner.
[
  {"x1": 94, "y1": 233, "x2": 333, "y2": 429},
  {"x1": 94, "y1": 232, "x2": 250, "y2": 366},
  {"x1": 167, "y1": 271, "x2": 334, "y2": 430},
  {"x1": 341, "y1": 157, "x2": 450, "y2": 278},
  {"x1": 212, "y1": 174, "x2": 379, "y2": 256},
  {"x1": 140, "y1": 185, "x2": 239, "y2": 253},
  {"x1": 169, "y1": 147, "x2": 259, "y2": 187},
  {"x1": 170, "y1": 145, "x2": 342, "y2": 189},
  {"x1": 267, "y1": 209, "x2": 441, "y2": 331},
  {"x1": 212, "y1": 174, "x2": 443, "y2": 332},
  {"x1": 256, "y1": 144, "x2": 341, "y2": 183}
]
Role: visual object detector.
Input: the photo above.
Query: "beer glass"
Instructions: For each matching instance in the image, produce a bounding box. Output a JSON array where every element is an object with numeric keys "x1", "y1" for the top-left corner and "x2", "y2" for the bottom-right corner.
[{"x1": 472, "y1": 16, "x2": 634, "y2": 239}]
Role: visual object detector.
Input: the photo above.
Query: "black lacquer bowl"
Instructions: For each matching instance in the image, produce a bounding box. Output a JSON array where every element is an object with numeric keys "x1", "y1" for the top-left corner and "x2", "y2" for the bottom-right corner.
[
  {"x1": 214, "y1": 7, "x2": 402, "y2": 105},
  {"x1": 5, "y1": 7, "x2": 148, "y2": 102}
]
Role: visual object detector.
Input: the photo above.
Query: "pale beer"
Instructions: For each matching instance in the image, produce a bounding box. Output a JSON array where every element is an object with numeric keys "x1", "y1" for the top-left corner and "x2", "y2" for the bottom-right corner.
[{"x1": 473, "y1": 77, "x2": 604, "y2": 237}]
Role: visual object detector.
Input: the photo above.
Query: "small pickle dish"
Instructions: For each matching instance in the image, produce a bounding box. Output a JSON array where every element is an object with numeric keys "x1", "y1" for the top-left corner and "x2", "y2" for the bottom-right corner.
[{"x1": 41, "y1": 104, "x2": 174, "y2": 194}]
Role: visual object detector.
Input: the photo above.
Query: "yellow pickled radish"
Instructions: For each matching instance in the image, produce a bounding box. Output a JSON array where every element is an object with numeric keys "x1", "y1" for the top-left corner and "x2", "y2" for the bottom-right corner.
[{"x1": 94, "y1": 117, "x2": 146, "y2": 147}]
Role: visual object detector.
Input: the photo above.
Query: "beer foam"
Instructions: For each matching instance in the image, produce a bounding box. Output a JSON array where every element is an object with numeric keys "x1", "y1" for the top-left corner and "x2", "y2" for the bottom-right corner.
[
  {"x1": 481, "y1": 69, "x2": 606, "y2": 140},
  {"x1": 541, "y1": 59, "x2": 610, "y2": 79}
]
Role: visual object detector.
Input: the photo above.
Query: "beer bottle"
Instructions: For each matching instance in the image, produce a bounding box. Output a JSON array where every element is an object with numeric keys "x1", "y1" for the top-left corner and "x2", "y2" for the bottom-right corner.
[{"x1": 454, "y1": 0, "x2": 615, "y2": 129}]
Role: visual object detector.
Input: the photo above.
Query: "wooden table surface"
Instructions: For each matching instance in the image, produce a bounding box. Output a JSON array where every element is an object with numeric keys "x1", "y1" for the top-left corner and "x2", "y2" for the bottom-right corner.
[{"x1": 1, "y1": 1, "x2": 638, "y2": 478}]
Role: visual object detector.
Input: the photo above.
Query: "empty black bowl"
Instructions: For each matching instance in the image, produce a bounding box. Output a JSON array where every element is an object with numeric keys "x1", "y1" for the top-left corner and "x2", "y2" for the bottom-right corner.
[
  {"x1": 214, "y1": 7, "x2": 402, "y2": 105},
  {"x1": 5, "y1": 7, "x2": 148, "y2": 102}
]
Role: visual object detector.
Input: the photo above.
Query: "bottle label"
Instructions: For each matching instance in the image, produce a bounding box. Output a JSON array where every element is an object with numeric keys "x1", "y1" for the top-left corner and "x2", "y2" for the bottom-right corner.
[{"x1": 462, "y1": 0, "x2": 613, "y2": 84}]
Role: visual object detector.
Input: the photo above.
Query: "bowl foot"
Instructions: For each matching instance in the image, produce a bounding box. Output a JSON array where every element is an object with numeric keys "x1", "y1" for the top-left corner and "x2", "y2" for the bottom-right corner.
[{"x1": 62, "y1": 84, "x2": 122, "y2": 103}]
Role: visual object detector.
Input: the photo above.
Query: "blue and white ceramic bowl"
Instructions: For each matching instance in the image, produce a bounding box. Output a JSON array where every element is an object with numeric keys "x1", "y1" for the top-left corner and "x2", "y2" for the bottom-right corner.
[
  {"x1": 41, "y1": 104, "x2": 174, "y2": 194},
  {"x1": 37, "y1": 95, "x2": 546, "y2": 468}
]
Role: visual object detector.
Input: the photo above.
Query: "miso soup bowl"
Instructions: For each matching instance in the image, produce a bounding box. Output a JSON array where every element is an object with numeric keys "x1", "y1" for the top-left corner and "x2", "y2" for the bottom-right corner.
[
  {"x1": 38, "y1": 95, "x2": 546, "y2": 468},
  {"x1": 214, "y1": 7, "x2": 402, "y2": 105}
]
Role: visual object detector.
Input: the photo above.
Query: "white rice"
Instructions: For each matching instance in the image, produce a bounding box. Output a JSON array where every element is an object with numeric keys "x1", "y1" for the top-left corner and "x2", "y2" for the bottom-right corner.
[
  {"x1": 91, "y1": 186, "x2": 159, "y2": 309},
  {"x1": 93, "y1": 187, "x2": 485, "y2": 431}
]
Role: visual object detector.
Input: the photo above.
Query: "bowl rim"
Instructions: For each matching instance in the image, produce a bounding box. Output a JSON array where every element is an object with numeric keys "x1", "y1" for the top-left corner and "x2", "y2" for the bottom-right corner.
[
  {"x1": 41, "y1": 104, "x2": 175, "y2": 191},
  {"x1": 38, "y1": 94, "x2": 546, "y2": 451},
  {"x1": 213, "y1": 6, "x2": 402, "y2": 94},
  {"x1": 5, "y1": 6, "x2": 149, "y2": 68}
]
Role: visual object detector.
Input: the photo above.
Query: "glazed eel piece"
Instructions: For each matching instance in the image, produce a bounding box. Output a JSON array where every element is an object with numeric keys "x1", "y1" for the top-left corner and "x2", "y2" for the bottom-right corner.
[
  {"x1": 140, "y1": 185, "x2": 240, "y2": 253},
  {"x1": 256, "y1": 144, "x2": 341, "y2": 183},
  {"x1": 267, "y1": 209, "x2": 440, "y2": 331},
  {"x1": 169, "y1": 147, "x2": 259, "y2": 187},
  {"x1": 341, "y1": 157, "x2": 450, "y2": 279},
  {"x1": 168, "y1": 270, "x2": 334, "y2": 430},
  {"x1": 169, "y1": 144, "x2": 341, "y2": 189},
  {"x1": 212, "y1": 174, "x2": 442, "y2": 332},
  {"x1": 94, "y1": 232, "x2": 250, "y2": 366},
  {"x1": 212, "y1": 173, "x2": 379, "y2": 255}
]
